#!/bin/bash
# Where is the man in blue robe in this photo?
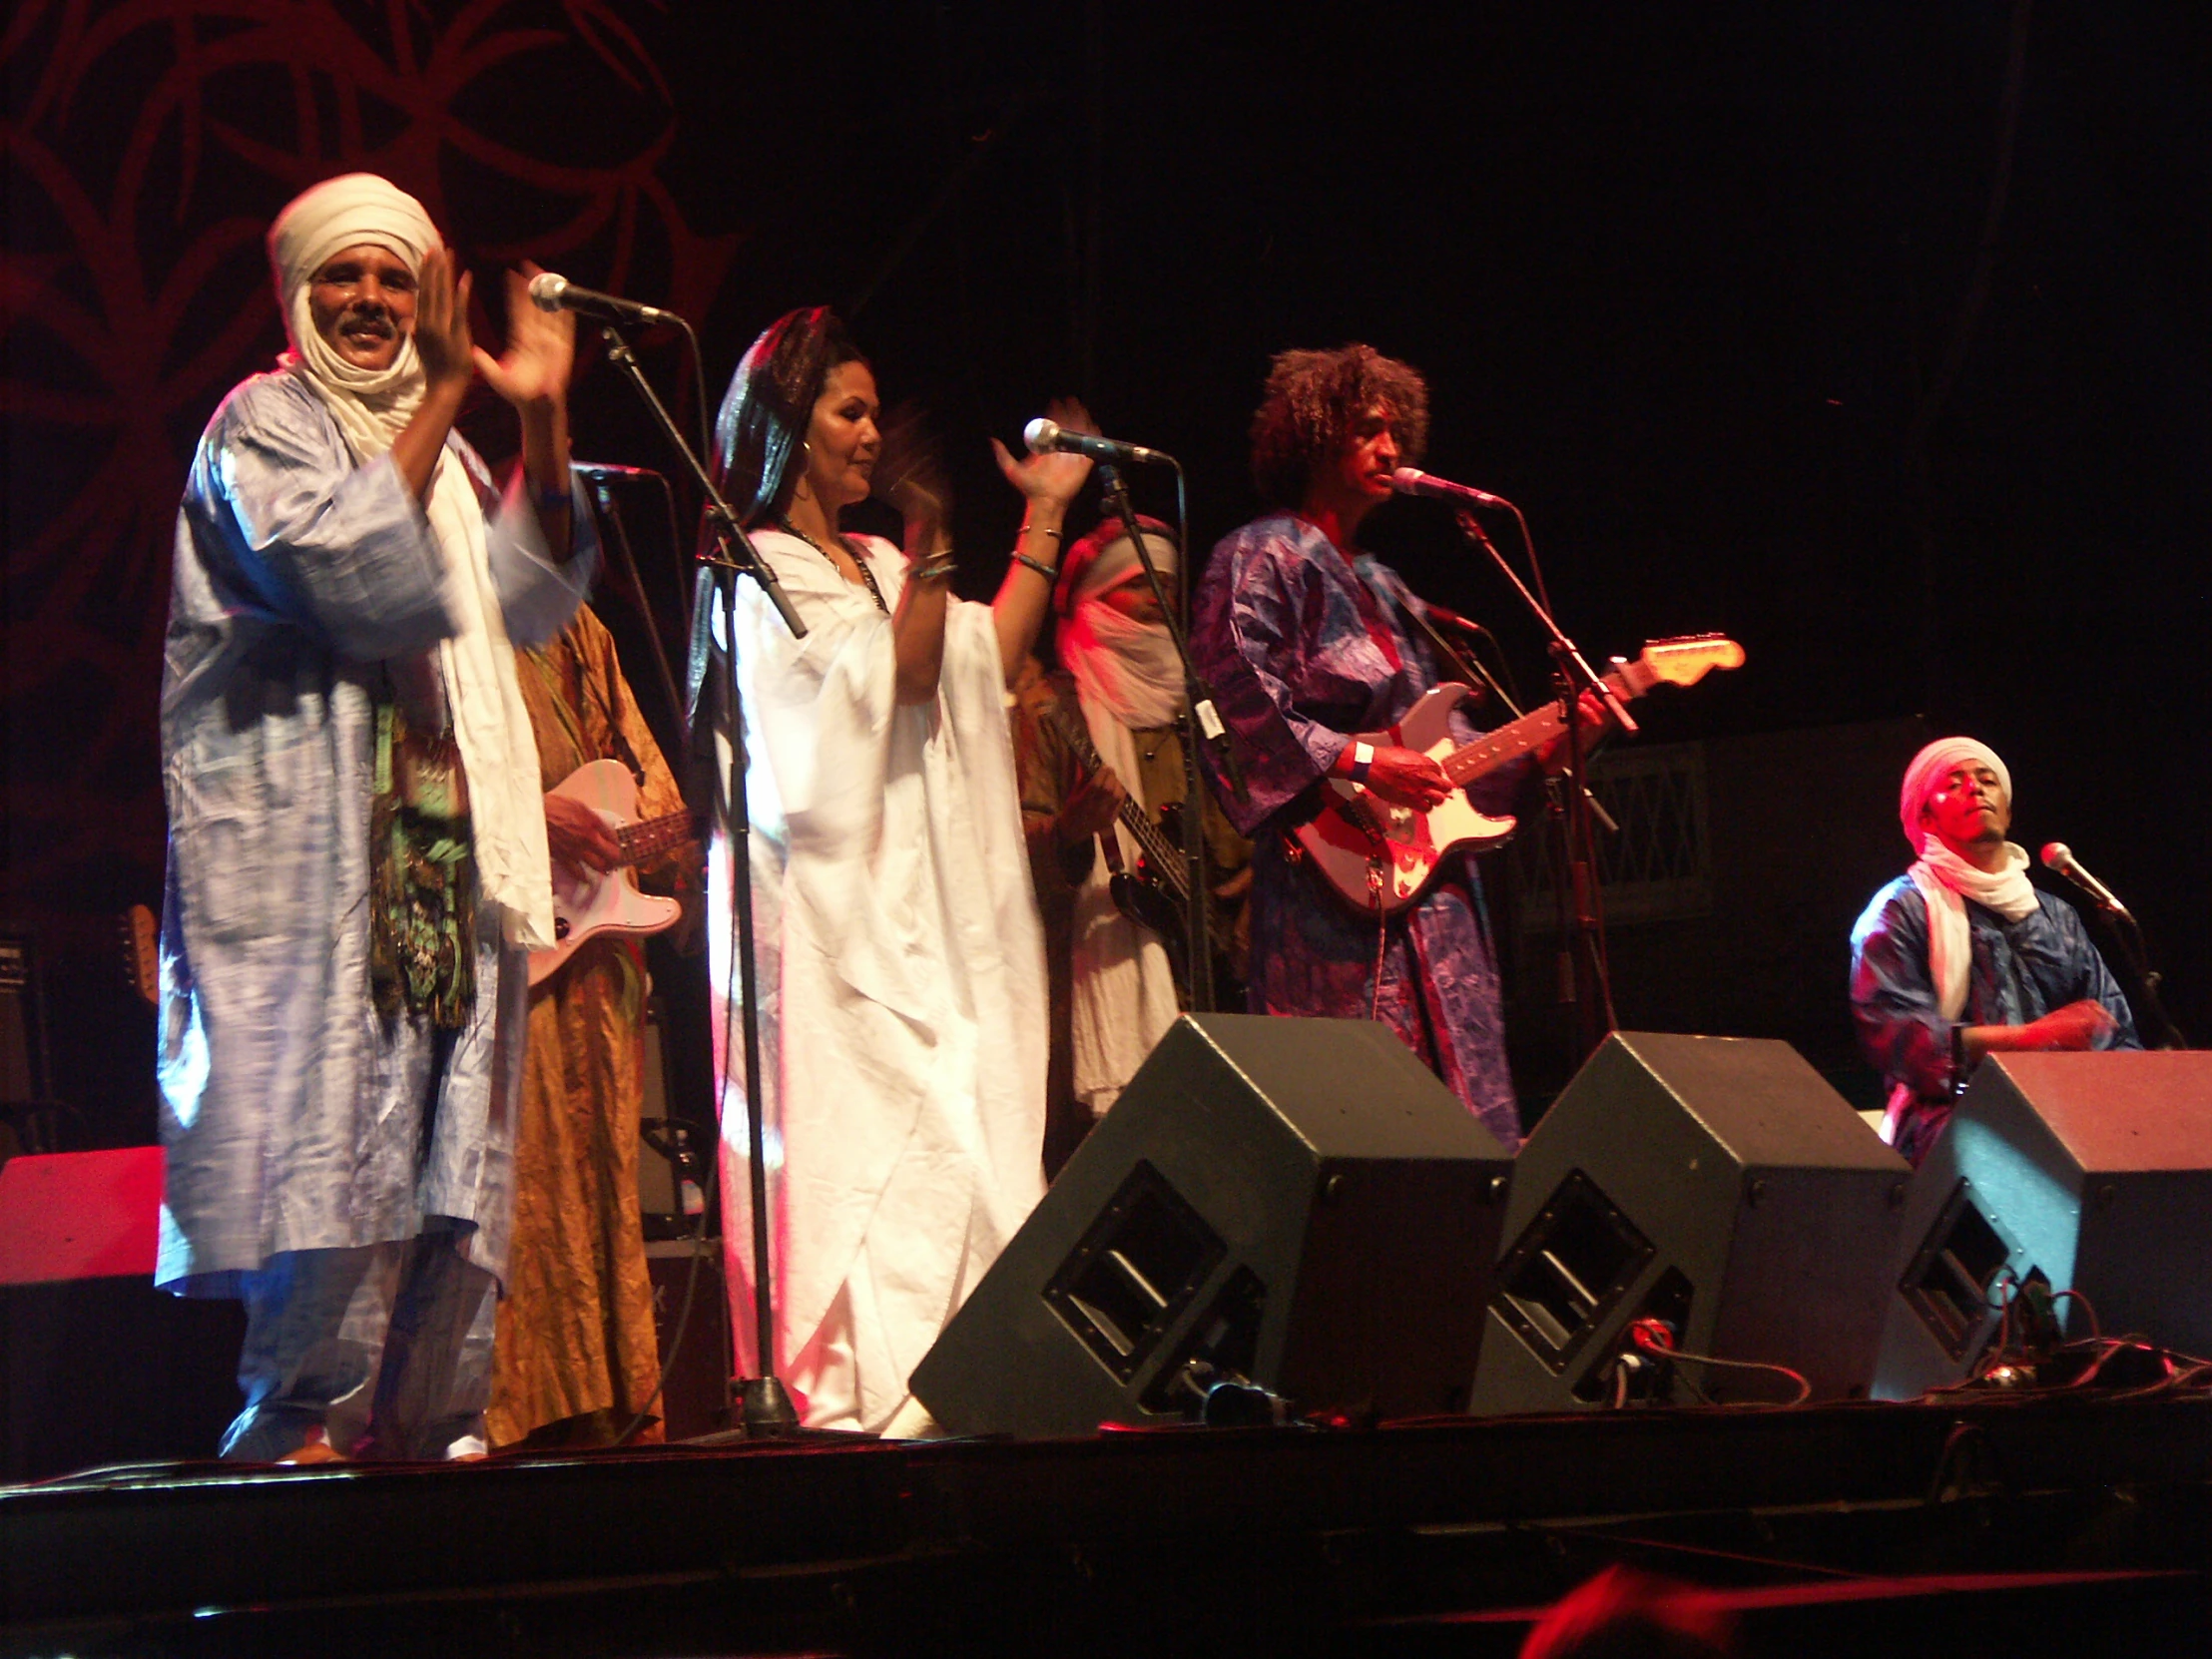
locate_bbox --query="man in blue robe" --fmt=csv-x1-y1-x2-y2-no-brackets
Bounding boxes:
158,175,595,1459
1850,737,2136,1164
1192,345,1528,1149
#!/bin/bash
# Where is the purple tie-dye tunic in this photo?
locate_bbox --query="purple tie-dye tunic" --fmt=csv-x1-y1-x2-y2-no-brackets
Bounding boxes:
1193,513,1524,1149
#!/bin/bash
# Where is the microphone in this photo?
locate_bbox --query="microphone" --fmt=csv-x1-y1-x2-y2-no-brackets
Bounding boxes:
569,461,663,481
1390,467,1513,509
1421,601,1490,638
1023,417,1172,467
2040,842,2132,917
527,272,675,327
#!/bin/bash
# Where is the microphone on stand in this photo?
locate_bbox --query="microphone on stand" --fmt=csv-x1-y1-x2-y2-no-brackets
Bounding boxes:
1420,601,1491,639
527,272,676,327
1390,467,1515,509
1023,418,1174,467
2040,842,2133,918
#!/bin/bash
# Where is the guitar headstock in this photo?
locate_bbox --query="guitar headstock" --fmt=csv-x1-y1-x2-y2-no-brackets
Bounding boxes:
1612,635,1746,696
119,903,159,1005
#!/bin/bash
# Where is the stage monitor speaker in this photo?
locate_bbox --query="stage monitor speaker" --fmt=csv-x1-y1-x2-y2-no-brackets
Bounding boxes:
1873,1051,2212,1400
1469,1033,1911,1413
909,1013,1514,1437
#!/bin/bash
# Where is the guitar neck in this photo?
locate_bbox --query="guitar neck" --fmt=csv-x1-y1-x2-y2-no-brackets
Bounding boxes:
1438,672,1623,789
1116,801,1190,899
614,809,697,869
1051,706,1191,899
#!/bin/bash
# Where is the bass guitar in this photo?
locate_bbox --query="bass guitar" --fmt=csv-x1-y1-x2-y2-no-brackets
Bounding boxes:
1294,635,1744,915
528,759,697,987
1044,702,1192,950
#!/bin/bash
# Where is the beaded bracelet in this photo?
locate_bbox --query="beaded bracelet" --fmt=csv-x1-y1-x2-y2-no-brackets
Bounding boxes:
1011,551,1058,581
910,554,959,583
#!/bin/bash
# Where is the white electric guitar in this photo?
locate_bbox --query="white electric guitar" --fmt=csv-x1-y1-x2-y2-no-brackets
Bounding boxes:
1294,635,1745,915
527,759,696,987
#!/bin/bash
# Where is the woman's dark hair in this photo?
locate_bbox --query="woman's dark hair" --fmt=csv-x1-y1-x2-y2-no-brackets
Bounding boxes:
1247,343,1429,509
713,306,868,526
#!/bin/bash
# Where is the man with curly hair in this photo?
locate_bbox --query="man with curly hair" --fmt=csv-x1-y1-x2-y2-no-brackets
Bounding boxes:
1191,344,1526,1148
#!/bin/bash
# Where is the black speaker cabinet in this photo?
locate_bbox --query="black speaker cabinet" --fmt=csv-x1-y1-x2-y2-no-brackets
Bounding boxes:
909,1013,1515,1437
1469,1032,1911,1413
1873,1051,2212,1400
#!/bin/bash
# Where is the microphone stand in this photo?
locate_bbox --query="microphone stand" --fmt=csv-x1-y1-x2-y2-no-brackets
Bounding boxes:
1094,461,1233,1011
1451,508,1623,1059
2071,890,2191,1052
583,473,688,742
598,322,804,1435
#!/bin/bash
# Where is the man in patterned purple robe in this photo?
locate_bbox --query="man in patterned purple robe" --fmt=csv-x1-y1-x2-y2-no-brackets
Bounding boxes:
1192,345,1527,1149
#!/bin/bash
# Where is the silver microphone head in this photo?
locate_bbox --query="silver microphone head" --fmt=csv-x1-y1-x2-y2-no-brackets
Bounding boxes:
2040,841,2072,871
1023,417,1061,455
1390,467,1427,493
527,271,568,313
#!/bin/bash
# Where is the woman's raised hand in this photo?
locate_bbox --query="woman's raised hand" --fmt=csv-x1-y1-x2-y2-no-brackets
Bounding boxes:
872,403,952,558
989,395,1096,508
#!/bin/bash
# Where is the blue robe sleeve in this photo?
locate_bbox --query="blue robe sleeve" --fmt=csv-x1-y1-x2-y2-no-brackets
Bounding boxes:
1192,524,1351,833
191,375,459,663
478,456,598,649
2044,898,2143,1051
1850,877,1959,1102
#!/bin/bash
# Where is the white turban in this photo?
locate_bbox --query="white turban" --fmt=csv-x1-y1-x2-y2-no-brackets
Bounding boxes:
1899,737,2011,851
1896,735,2035,1036
268,173,441,452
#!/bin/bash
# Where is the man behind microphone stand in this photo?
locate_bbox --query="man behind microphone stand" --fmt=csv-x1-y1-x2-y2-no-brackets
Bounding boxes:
1190,344,1535,1151
1850,737,2138,1165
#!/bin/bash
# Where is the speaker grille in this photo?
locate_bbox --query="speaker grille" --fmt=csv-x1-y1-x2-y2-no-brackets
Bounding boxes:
1043,1161,1226,1384
1490,1169,1655,1374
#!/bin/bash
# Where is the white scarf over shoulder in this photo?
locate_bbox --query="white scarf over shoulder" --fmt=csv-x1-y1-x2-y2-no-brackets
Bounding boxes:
1898,737,2038,1021
269,174,554,948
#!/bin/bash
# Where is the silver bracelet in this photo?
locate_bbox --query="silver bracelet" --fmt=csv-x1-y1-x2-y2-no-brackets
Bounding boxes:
910,554,958,583
1010,551,1057,581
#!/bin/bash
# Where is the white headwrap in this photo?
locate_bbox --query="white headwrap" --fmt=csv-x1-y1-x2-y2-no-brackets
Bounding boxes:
1059,533,1185,735
1053,530,1183,1117
1898,736,2038,1022
269,174,556,949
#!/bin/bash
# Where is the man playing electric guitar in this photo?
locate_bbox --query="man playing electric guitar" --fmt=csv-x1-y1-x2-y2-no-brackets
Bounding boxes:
493,603,700,1450
1193,345,1569,1151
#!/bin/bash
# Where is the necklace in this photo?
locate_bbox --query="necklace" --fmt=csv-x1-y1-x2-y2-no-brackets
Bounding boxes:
776,514,888,614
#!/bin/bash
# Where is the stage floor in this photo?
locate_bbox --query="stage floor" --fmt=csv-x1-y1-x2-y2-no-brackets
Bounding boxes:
5,1394,2210,1656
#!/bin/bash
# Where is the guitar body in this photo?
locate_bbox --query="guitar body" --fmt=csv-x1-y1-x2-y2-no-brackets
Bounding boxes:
1295,684,1518,918
528,759,684,988
1290,635,1746,917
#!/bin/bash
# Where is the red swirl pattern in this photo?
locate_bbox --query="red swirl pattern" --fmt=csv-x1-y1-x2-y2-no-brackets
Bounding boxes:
2,2,736,946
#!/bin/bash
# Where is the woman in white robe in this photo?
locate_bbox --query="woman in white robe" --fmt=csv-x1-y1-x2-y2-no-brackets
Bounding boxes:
691,307,1094,1431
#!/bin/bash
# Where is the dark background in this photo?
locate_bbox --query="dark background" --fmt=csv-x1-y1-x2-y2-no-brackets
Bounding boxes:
6,1,2207,1138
